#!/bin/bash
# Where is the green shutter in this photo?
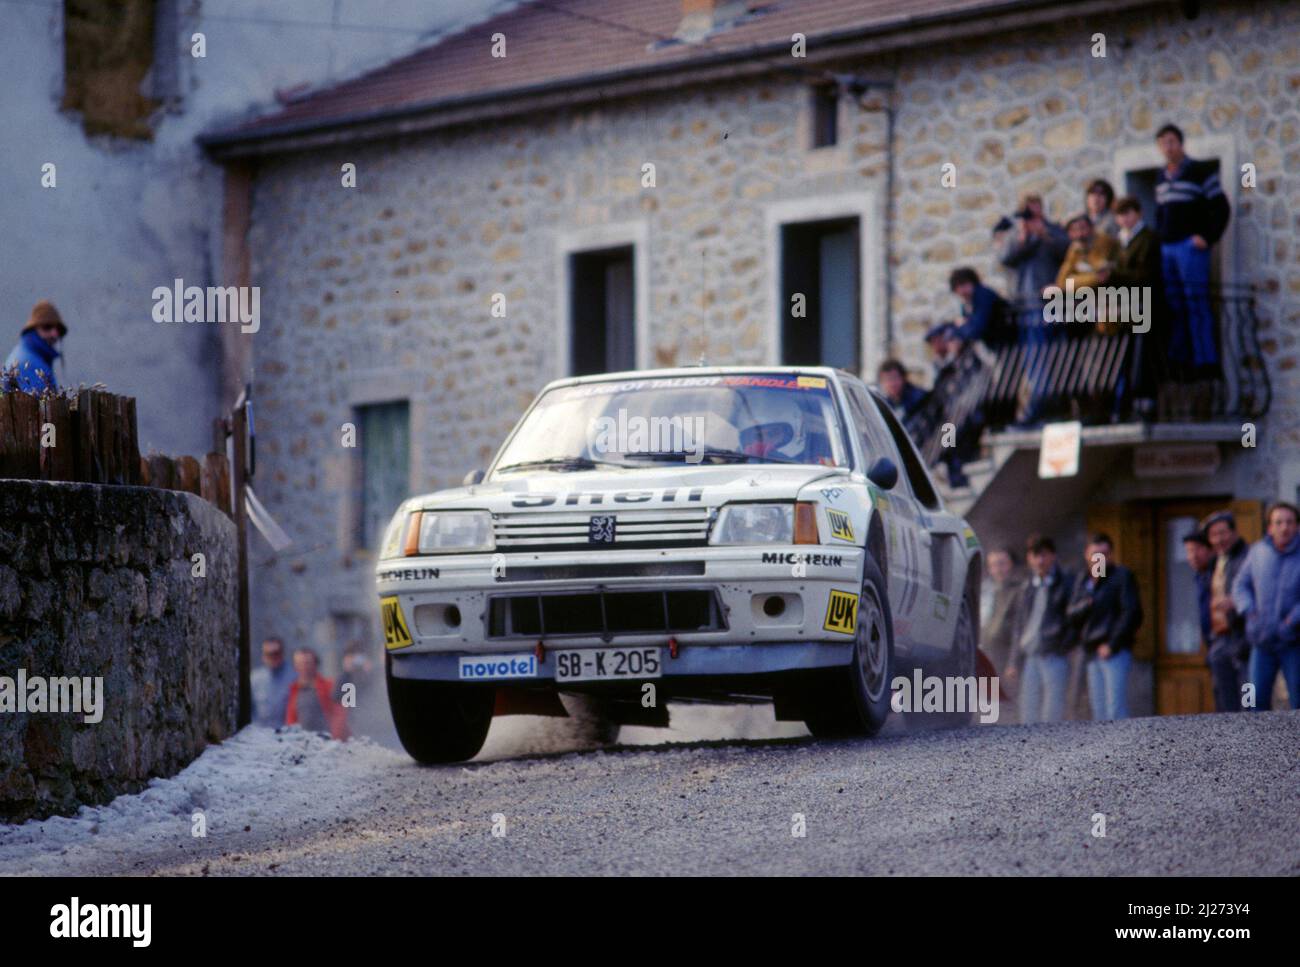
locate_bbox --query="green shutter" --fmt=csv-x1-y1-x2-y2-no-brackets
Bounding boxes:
359,401,410,549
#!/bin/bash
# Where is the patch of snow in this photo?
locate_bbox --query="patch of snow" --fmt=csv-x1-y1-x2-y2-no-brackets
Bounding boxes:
0,704,806,875
0,727,402,876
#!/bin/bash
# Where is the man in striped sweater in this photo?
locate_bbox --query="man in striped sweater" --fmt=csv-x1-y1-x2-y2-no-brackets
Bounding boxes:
1154,123,1231,393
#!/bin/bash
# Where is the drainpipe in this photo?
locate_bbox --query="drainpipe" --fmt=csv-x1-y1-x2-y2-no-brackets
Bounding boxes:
831,72,898,356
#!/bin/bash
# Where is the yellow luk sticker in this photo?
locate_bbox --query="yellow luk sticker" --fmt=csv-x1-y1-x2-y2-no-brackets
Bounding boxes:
797,376,828,388
823,589,859,635
826,508,855,542
380,596,414,649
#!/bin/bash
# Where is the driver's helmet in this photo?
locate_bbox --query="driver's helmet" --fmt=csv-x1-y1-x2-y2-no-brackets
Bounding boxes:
738,390,807,460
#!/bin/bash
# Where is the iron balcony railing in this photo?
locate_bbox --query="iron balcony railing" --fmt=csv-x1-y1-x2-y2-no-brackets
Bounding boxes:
905,286,1272,468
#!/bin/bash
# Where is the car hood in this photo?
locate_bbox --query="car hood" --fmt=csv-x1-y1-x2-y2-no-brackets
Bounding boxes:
411,464,849,513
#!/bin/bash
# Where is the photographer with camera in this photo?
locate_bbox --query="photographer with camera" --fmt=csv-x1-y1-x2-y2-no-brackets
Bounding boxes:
996,193,1069,310
995,194,1069,426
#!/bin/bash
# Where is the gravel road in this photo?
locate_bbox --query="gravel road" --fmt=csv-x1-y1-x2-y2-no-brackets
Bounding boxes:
6,706,1296,877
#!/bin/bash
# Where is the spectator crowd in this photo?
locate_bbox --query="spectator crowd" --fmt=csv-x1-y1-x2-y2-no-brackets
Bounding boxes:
255,501,1300,739
979,502,1300,723
876,121,1235,490
251,636,385,741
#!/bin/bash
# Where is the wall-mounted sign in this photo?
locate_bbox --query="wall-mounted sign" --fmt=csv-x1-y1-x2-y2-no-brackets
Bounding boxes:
1134,443,1221,478
1038,421,1082,479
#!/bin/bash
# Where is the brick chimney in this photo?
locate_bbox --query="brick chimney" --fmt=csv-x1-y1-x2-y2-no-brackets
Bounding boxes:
675,0,751,42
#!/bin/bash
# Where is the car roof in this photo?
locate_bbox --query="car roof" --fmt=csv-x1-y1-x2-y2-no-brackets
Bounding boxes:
542,365,852,392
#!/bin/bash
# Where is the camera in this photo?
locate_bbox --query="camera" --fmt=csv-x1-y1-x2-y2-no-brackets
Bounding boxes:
992,208,1037,233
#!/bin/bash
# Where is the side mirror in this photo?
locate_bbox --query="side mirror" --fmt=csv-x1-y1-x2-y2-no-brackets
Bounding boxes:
462,468,486,486
866,456,898,490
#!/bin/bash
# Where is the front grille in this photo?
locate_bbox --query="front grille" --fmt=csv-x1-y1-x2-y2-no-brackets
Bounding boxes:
493,507,713,552
488,588,726,640
498,562,706,582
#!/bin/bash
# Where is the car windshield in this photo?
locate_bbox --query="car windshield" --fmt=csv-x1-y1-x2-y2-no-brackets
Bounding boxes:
492,373,850,474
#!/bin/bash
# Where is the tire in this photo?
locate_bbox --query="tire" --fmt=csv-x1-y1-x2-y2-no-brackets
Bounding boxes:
386,656,495,764
947,593,978,680
804,555,895,738
940,593,978,727
905,592,977,731
557,693,621,747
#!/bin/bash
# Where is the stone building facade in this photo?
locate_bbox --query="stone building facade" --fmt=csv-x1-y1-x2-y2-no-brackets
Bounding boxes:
2,0,497,456
207,0,1300,705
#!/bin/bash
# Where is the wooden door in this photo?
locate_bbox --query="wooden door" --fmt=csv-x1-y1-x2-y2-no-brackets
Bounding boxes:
1089,499,1262,716
1151,499,1261,715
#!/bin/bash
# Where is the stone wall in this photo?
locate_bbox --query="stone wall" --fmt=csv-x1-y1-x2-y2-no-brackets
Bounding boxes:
0,481,238,821
244,0,1300,652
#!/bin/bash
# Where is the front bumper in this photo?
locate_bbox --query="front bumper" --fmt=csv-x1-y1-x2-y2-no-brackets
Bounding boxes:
376,544,864,656
389,641,853,683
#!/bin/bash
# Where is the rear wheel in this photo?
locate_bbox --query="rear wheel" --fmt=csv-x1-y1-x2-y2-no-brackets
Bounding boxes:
386,656,494,764
905,592,977,730
804,556,894,738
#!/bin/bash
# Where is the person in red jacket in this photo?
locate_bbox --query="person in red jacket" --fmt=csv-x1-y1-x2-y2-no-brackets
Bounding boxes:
285,647,350,740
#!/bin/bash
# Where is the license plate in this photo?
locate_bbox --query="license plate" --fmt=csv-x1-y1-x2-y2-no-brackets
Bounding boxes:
552,647,661,682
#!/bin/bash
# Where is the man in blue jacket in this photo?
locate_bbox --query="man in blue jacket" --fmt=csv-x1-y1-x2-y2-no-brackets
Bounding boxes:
876,358,927,422
1154,123,1230,386
3,300,65,393
948,267,1014,349
1231,502,1300,711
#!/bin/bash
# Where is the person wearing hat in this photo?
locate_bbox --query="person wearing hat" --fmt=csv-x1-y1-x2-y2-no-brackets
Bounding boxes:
4,300,66,393
924,322,959,378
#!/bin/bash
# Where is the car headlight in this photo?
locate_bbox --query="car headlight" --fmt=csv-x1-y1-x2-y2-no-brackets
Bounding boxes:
416,511,494,554
379,510,410,560
710,502,821,545
711,503,794,545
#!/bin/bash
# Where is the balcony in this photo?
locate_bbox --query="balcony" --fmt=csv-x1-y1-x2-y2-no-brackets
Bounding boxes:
903,286,1272,516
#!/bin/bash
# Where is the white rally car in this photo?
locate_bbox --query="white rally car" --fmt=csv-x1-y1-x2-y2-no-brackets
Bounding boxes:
376,366,982,762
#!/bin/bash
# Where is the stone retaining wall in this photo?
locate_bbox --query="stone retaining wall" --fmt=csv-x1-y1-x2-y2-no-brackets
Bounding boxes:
0,480,238,821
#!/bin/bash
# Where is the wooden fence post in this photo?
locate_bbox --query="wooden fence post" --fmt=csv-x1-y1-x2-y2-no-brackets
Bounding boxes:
6,393,42,479
231,393,252,729
39,395,74,481
175,455,201,495
75,389,98,482
200,452,231,517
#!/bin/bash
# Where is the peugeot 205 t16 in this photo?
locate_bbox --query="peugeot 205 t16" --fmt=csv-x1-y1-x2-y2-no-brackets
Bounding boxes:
375,367,982,762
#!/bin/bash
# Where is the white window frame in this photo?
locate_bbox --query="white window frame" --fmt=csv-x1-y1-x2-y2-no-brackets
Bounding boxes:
554,221,650,378
764,192,885,380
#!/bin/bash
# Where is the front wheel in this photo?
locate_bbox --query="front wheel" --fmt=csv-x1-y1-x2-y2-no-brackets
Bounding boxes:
386,656,495,764
804,556,895,738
